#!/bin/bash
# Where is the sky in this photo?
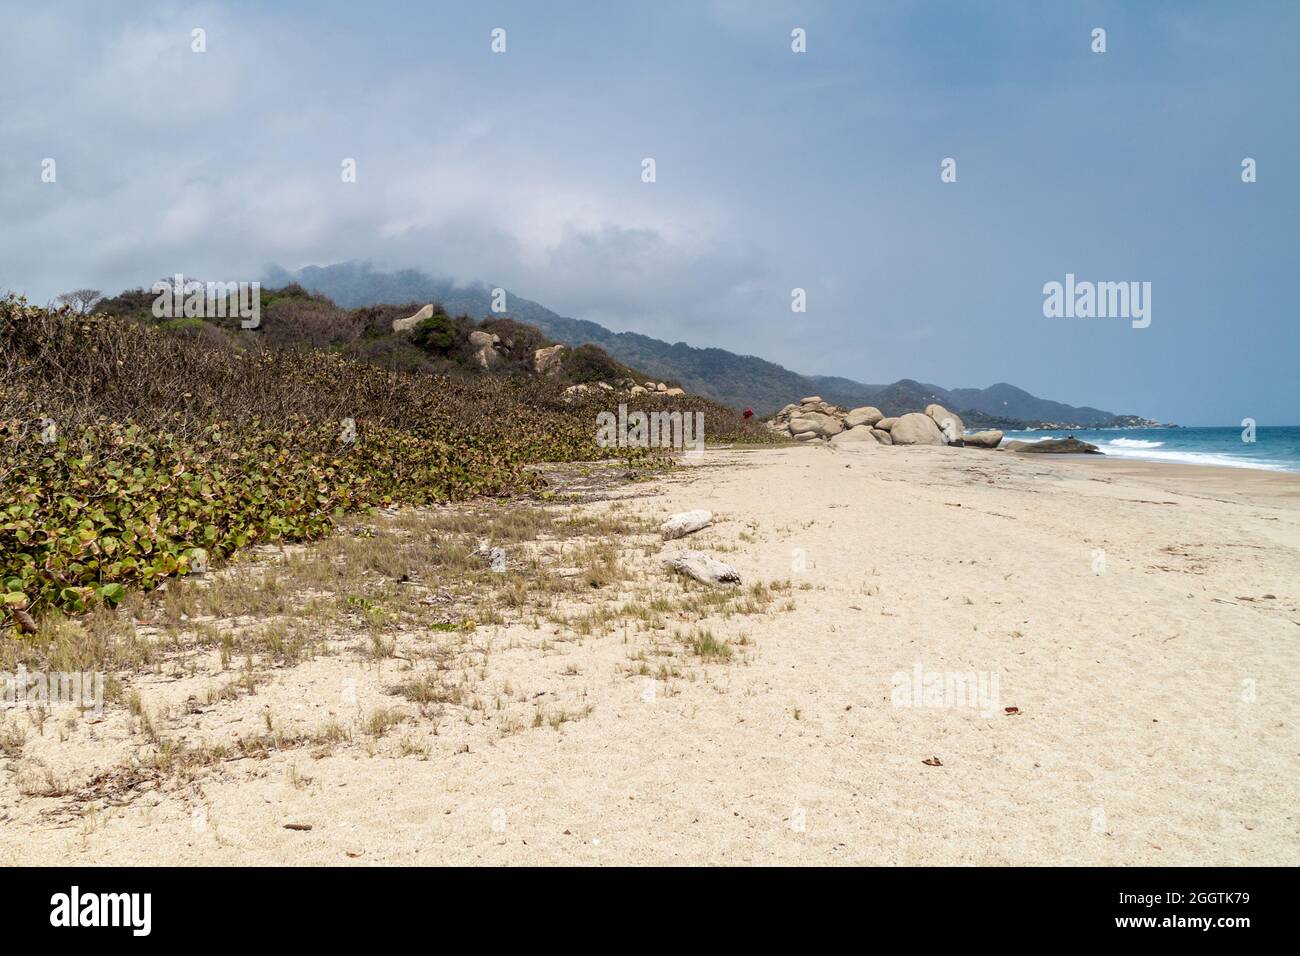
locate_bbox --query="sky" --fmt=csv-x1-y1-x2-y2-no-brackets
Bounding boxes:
2,0,1296,425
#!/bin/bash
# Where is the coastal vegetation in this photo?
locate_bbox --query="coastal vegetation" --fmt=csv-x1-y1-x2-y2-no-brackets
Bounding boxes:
0,291,777,630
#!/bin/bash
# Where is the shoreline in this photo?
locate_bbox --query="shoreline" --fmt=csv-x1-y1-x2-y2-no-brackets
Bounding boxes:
1003,452,1300,505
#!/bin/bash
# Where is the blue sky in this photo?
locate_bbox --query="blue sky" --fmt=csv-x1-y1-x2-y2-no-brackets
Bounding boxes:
2,1,1296,424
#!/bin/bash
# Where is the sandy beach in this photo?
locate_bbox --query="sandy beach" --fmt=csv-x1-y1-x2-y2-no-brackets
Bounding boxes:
3,444,1297,866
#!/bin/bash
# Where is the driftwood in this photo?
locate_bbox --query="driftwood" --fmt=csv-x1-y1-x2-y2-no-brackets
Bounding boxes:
660,509,713,540
664,550,740,586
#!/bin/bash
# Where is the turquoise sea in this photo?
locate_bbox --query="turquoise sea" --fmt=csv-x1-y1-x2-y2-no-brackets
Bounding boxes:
997,426,1300,473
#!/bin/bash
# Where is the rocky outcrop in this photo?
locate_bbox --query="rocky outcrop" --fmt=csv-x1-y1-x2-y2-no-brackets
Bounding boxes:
829,426,879,447
788,412,843,438
845,406,884,428
962,429,1004,449
889,412,946,445
925,404,965,445
763,396,1037,456
1008,437,1101,454
534,344,566,375
393,304,434,332
467,329,503,369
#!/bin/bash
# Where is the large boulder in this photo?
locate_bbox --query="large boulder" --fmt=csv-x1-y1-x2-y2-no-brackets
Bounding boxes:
871,428,893,445
830,427,879,447
788,412,843,438
889,412,946,445
962,429,1004,449
469,330,498,349
925,404,965,445
875,417,899,431
665,387,685,396
393,304,434,332
799,396,823,405
845,406,884,429
534,344,566,374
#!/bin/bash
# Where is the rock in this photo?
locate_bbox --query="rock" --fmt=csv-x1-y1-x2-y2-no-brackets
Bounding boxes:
830,427,879,447
656,382,668,392
845,406,884,428
1013,437,1102,454
889,412,946,445
875,417,899,431
925,404,965,445
665,387,685,396
474,344,499,369
665,550,740,586
661,509,713,539
787,412,843,438
794,431,820,441
1000,440,1030,452
871,428,893,445
644,382,656,390
534,344,566,374
597,381,614,390
392,304,434,333
562,384,591,401
629,385,648,396
962,429,1004,449
468,330,498,349
799,396,823,405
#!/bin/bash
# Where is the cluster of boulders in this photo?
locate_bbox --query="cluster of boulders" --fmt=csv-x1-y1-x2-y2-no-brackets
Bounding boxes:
391,305,511,369
766,396,1004,450
561,374,686,401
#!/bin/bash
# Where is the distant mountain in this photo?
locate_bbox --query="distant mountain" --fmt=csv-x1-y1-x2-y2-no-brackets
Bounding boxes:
268,262,1136,425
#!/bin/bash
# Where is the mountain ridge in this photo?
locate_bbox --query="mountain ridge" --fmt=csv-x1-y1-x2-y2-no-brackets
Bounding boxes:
268,262,1150,425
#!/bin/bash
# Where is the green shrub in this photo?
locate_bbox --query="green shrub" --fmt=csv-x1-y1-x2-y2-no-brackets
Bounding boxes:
411,313,457,353
563,343,630,384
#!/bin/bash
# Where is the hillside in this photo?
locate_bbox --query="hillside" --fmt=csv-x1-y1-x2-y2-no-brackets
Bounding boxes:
272,263,1142,425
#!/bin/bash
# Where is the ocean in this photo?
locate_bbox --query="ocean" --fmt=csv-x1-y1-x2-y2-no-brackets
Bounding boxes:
996,426,1300,473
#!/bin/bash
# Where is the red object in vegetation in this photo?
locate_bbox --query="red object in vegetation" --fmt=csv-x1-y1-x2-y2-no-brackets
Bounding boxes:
742,408,754,419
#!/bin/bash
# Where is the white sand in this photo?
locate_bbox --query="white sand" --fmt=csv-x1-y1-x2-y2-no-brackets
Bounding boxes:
3,443,1297,865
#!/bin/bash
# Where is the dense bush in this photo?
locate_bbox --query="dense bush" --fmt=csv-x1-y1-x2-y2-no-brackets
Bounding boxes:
0,300,630,623
0,292,780,628
563,343,632,384
411,313,457,354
